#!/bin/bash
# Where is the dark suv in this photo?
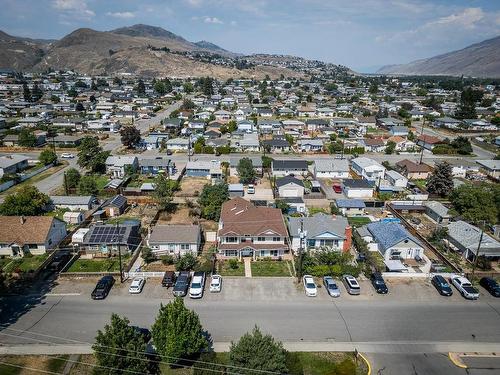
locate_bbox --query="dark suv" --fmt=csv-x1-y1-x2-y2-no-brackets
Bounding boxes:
431,275,453,296
91,276,115,300
173,271,191,297
480,277,500,297
370,273,388,294
162,271,176,288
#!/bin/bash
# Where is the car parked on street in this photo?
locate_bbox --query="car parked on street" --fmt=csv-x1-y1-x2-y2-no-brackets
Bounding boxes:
343,275,360,295
370,273,388,294
480,277,500,297
128,277,146,294
303,275,317,297
323,276,340,297
451,276,479,300
91,276,115,300
189,271,206,299
431,275,453,296
209,274,222,292
60,152,75,159
173,271,191,297
161,271,176,288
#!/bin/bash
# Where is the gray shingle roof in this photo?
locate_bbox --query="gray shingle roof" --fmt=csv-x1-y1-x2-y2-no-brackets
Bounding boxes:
336,199,366,208
276,176,304,188
447,221,500,255
366,221,422,252
288,213,348,240
148,224,200,244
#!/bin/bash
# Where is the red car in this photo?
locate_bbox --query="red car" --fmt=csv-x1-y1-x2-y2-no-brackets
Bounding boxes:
333,184,342,193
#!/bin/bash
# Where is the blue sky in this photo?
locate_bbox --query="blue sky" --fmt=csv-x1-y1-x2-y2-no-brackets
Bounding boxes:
1,0,500,72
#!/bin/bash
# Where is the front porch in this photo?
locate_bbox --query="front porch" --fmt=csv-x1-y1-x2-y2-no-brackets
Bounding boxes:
217,245,291,261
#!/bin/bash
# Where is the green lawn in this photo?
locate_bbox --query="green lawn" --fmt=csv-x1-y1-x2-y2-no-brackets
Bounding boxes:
217,260,245,276
93,175,111,190
2,254,49,273
251,260,292,277
347,216,372,228
67,255,130,273
412,179,427,190
286,352,363,375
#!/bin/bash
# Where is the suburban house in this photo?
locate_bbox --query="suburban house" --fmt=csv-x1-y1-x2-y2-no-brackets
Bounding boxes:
335,199,366,216
261,138,291,153
416,135,444,150
139,158,176,176
385,170,408,188
313,159,349,179
101,195,127,217
228,183,245,197
80,223,141,255
447,221,500,262
280,197,306,214
297,139,324,152
351,157,385,182
342,179,374,198
217,197,289,259
0,155,29,177
147,224,201,256
166,137,190,151
358,221,424,266
424,201,451,225
49,195,96,211
271,160,308,177
0,216,67,256
361,138,385,153
287,213,352,253
390,126,409,137
51,134,84,147
476,160,500,179
105,156,138,178
395,159,432,180
276,176,305,197
185,160,223,179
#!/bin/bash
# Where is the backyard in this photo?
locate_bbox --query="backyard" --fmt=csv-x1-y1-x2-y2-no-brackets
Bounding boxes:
347,216,372,228
1,254,49,273
251,259,293,277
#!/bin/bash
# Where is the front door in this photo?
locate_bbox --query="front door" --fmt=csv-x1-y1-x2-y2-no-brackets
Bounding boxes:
241,248,254,257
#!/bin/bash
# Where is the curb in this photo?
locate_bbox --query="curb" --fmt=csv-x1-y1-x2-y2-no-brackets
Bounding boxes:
448,352,467,369
358,352,371,375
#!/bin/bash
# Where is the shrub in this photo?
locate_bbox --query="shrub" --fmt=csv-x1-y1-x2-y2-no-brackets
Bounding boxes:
228,258,239,269
160,255,174,265
175,253,198,271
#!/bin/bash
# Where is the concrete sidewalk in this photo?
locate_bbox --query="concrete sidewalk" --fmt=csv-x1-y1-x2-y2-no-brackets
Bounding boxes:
243,258,252,278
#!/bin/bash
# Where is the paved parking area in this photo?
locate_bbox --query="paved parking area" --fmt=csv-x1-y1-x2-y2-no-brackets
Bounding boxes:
52,276,500,304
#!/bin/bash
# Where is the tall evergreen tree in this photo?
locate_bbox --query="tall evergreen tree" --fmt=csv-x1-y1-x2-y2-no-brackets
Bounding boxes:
22,83,31,102
426,162,454,197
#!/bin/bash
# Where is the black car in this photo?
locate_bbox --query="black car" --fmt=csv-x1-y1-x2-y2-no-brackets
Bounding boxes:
132,327,152,343
431,275,453,296
173,271,191,297
162,271,176,288
91,276,115,300
370,273,388,294
480,277,500,297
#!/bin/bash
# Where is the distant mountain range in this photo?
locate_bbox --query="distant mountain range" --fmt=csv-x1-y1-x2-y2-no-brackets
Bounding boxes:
377,36,500,78
0,24,301,78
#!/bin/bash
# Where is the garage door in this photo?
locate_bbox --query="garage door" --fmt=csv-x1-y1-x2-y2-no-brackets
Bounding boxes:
281,189,298,197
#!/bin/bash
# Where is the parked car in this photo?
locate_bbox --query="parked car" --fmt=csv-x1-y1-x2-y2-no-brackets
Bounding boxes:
189,271,205,299
431,275,453,296
370,273,388,294
451,276,479,300
161,271,176,288
303,275,317,297
333,184,342,194
480,277,500,297
342,275,360,295
166,149,173,156
209,274,222,292
129,277,146,294
132,327,152,343
247,184,255,194
60,152,75,159
173,271,191,297
323,276,340,297
91,276,115,300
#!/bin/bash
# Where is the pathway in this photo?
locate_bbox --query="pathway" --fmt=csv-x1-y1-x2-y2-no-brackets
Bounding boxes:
243,257,252,277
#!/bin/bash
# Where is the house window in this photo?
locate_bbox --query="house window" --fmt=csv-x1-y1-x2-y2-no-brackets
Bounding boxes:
168,244,175,250
180,244,190,250
272,237,281,242
270,250,278,257
225,237,238,243
226,250,238,257
307,239,316,247
257,237,265,242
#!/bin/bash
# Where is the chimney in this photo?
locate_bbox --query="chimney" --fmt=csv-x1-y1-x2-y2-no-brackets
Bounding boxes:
20,216,26,224
343,225,352,252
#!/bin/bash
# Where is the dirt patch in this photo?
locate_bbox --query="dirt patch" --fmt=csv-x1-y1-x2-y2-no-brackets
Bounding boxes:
157,207,192,224
176,177,209,197
124,204,159,228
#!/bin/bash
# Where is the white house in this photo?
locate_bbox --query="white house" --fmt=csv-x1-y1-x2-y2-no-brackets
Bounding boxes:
147,224,201,256
313,159,349,179
385,170,408,188
351,157,385,182
276,176,305,197
105,156,139,178
343,179,374,199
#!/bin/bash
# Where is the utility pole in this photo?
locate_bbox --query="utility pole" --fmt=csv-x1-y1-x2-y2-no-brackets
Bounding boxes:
297,218,305,283
471,221,485,280
116,221,123,283
188,136,192,162
419,118,425,164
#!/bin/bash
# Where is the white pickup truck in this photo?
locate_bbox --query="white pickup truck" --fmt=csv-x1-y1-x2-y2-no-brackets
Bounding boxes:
451,276,479,300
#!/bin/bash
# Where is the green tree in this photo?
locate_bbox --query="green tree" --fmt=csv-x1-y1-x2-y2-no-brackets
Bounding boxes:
78,175,98,195
39,149,57,165
369,82,378,94
0,186,49,216
77,136,109,173
174,253,198,271
65,168,81,189
154,80,167,95
262,156,273,169
455,87,478,119
237,158,256,184
183,82,194,94
18,128,37,147
137,79,146,95
385,140,396,155
193,352,226,375
152,298,208,363
449,184,498,225
142,247,156,264
120,126,141,148
93,313,156,375
229,326,288,375
198,183,229,221
23,83,32,101
31,83,43,102
153,174,177,212
450,136,473,155
275,200,290,213
426,162,454,197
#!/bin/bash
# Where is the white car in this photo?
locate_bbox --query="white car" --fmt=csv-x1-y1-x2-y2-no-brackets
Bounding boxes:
189,272,205,299
451,276,479,300
60,153,74,159
128,277,145,294
303,275,317,297
247,184,255,194
209,274,222,292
